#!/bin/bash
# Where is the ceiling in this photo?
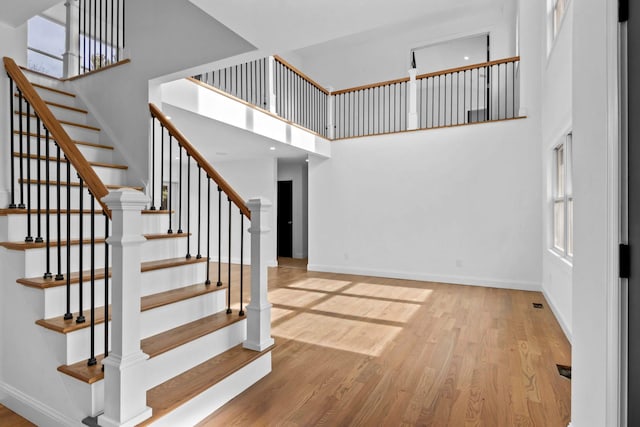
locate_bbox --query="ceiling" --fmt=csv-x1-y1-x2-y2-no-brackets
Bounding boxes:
189,0,509,53
1,0,62,27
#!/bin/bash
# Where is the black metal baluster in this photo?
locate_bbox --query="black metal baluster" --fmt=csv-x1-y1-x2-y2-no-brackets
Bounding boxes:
196,166,202,259
77,177,85,324
93,0,96,69
9,78,16,208
104,212,109,362
217,186,222,286
44,128,52,279
25,103,33,242
498,63,501,120
239,210,244,316
205,178,211,285
56,144,64,281
64,156,72,320
150,117,155,209
116,0,119,61
167,134,173,234
110,0,114,65
18,89,25,209
99,0,102,65
36,117,43,243
177,145,183,234
160,124,164,211
227,197,232,314
88,193,96,366
185,154,191,258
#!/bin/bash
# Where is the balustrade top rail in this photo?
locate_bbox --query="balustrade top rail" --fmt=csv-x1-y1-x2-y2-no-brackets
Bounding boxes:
273,55,330,95
149,103,251,219
4,56,111,217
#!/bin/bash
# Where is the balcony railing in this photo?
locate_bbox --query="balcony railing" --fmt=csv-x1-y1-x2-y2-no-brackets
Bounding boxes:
192,55,521,140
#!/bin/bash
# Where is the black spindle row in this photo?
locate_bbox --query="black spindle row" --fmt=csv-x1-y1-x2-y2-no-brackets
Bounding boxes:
333,81,409,139
195,58,268,110
274,59,329,137
78,0,126,74
7,73,110,368
417,58,520,130
150,111,249,316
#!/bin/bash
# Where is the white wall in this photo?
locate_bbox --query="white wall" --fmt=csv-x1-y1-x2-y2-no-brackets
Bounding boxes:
0,22,28,208
540,1,573,340
571,0,619,425
277,159,308,259
291,6,516,91
309,118,542,290
0,20,28,402
69,0,255,190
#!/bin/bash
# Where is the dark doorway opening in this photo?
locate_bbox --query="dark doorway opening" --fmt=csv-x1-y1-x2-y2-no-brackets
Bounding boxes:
277,180,293,258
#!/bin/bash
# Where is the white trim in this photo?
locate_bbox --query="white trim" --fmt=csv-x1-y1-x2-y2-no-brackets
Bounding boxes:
307,264,541,292
0,382,83,427
542,287,572,343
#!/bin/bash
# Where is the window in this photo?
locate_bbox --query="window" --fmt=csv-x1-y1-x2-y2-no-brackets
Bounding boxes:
27,15,65,78
552,134,573,258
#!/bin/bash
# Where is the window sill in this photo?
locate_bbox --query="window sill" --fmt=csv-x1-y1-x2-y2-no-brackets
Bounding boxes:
548,248,573,268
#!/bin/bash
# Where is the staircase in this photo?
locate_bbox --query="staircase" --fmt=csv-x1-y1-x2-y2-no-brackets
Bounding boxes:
0,61,273,426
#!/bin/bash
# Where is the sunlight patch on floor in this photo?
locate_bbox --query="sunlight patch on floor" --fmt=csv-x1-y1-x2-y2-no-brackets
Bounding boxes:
346,282,433,302
269,288,328,307
287,278,353,292
273,312,402,357
312,294,420,323
271,307,295,322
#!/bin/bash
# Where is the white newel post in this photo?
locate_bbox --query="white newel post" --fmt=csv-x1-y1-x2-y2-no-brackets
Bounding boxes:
63,0,80,78
244,198,275,351
99,189,152,427
268,56,277,114
407,68,418,130
327,87,335,139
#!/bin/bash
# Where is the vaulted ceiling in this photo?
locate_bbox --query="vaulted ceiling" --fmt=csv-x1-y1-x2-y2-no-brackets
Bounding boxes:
1,0,62,27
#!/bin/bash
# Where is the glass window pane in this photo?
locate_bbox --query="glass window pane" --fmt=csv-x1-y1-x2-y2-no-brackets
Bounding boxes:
27,49,63,78
554,201,565,251
28,16,65,58
555,146,565,197
567,199,573,257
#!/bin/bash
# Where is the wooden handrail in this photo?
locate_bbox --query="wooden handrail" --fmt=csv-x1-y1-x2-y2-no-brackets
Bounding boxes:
333,56,521,96
148,103,251,219
4,57,111,218
273,55,330,95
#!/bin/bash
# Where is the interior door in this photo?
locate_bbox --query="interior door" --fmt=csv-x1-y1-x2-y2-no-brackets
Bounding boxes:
277,180,293,258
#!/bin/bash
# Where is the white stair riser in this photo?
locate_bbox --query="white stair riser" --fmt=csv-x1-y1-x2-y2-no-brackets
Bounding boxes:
141,214,170,234
32,87,78,106
11,135,114,164
140,262,207,297
144,319,246,390
58,291,228,365
22,244,110,278
149,352,272,427
60,124,100,145
59,375,104,418
19,184,111,210
42,278,109,319
13,157,127,187
141,237,188,262
140,290,227,338
15,97,88,124
3,212,107,242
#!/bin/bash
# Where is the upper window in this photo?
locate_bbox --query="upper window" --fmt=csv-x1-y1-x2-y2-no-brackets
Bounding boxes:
27,15,65,78
552,133,573,259
548,0,570,49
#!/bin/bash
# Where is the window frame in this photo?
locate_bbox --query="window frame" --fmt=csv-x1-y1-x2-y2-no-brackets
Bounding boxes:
547,0,571,54
551,133,573,260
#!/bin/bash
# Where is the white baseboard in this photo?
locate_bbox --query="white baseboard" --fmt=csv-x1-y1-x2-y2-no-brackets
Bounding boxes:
542,288,573,343
0,381,83,427
306,264,541,292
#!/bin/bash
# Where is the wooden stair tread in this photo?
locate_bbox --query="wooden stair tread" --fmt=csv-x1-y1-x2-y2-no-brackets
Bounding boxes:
19,178,143,191
142,311,244,359
16,111,100,131
31,82,75,98
57,312,243,384
0,237,106,250
141,344,273,425
145,232,189,240
14,93,87,114
36,282,225,333
13,130,114,150
18,256,203,289
19,66,64,82
12,152,128,170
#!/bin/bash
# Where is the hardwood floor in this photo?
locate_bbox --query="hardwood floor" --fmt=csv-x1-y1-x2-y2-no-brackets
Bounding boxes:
200,265,571,426
0,405,35,427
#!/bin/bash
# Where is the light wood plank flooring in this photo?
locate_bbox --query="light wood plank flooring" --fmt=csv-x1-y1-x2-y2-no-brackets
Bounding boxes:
0,404,35,426
201,264,571,426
